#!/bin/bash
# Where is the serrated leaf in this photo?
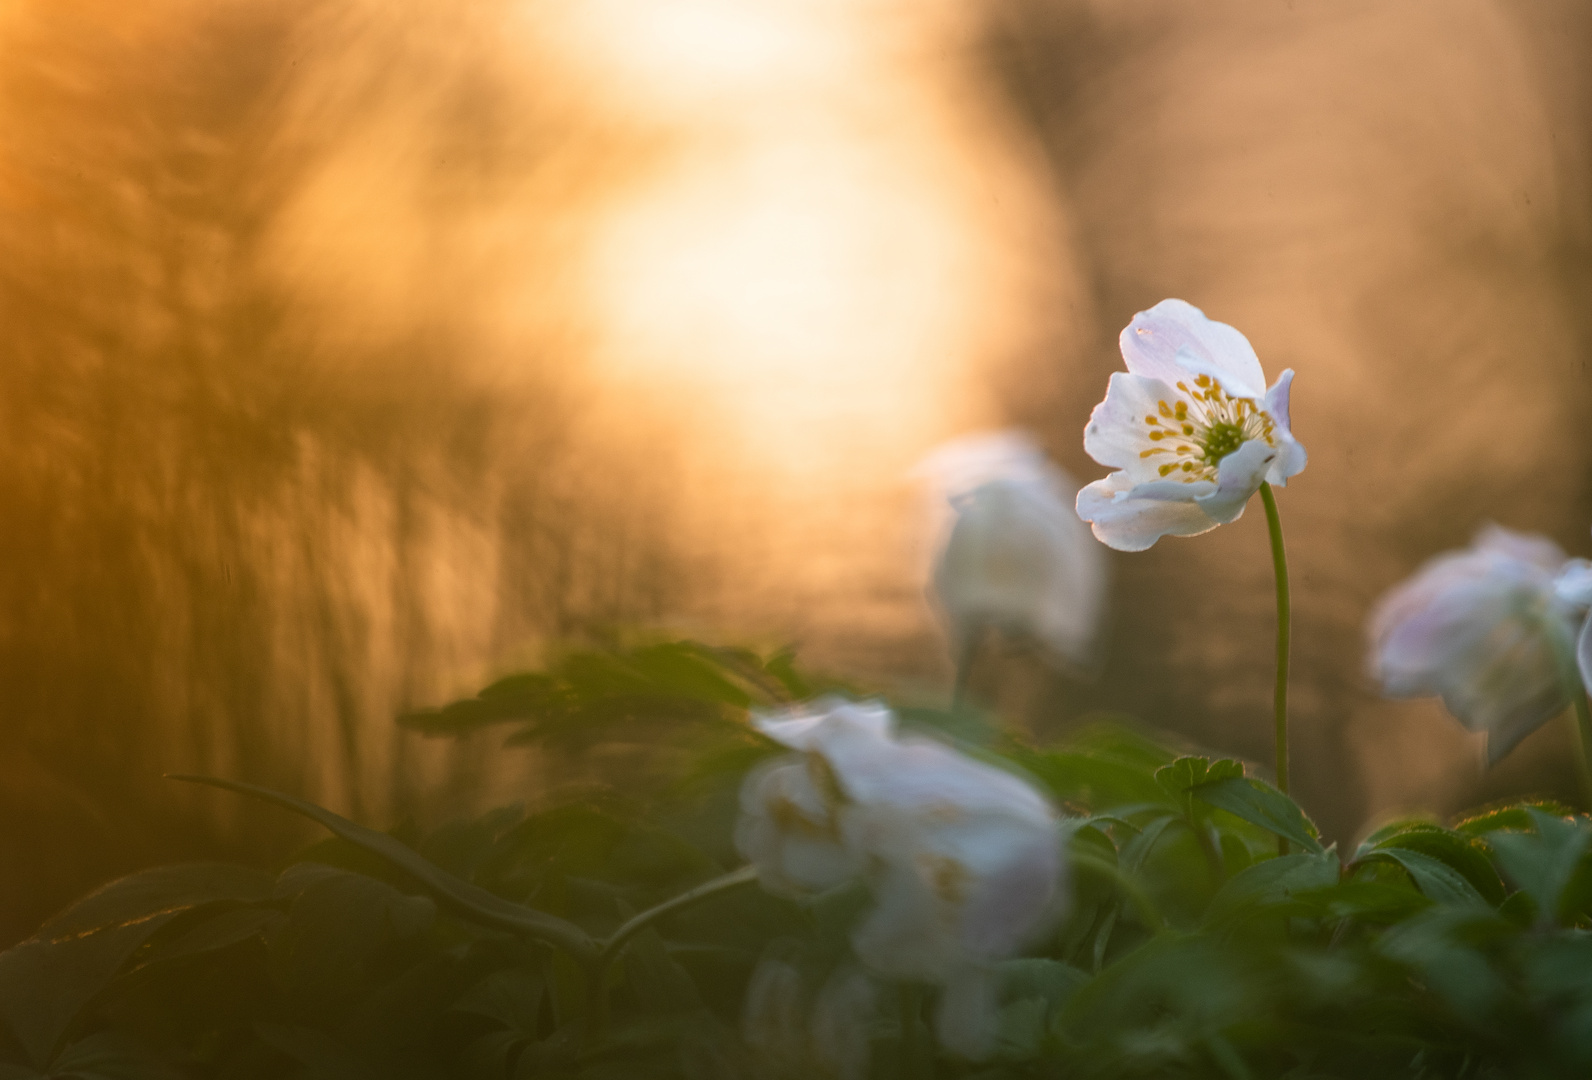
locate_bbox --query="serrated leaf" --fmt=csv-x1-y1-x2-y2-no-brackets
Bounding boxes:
168,776,595,962
1365,827,1505,906
1357,848,1489,908
1155,757,1244,820
1190,777,1323,854
1454,800,1577,836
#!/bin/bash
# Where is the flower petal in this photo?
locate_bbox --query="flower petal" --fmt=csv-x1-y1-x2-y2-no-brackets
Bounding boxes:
1192,438,1275,524
1075,473,1218,552
1120,299,1267,400
1081,372,1182,478
1474,524,1568,573
932,472,1106,665
912,430,1053,497
1555,560,1592,608
752,697,894,751
1262,370,1308,485
1579,613,1592,699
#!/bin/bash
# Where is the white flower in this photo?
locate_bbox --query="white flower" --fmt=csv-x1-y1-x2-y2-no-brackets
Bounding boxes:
734,697,1065,1060
915,431,1107,666
1076,299,1306,552
1368,525,1592,763
742,959,878,1080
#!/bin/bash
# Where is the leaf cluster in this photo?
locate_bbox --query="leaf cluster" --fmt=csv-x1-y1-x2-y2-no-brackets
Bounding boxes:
10,644,1592,1078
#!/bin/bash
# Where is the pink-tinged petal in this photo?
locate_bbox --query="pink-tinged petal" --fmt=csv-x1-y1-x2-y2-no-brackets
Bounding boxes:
1262,370,1308,485
1120,299,1266,400
1192,439,1275,524
1264,369,1296,432
1081,372,1182,478
1366,530,1576,762
1076,473,1218,552
1473,524,1567,572
1265,431,1307,487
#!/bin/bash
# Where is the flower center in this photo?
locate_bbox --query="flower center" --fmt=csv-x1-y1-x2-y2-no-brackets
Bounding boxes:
1137,374,1276,483
1200,422,1247,464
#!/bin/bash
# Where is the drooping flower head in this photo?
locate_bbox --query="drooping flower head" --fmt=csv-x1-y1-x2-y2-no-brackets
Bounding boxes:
734,697,1064,1059
1368,525,1592,764
914,431,1107,666
1077,299,1306,551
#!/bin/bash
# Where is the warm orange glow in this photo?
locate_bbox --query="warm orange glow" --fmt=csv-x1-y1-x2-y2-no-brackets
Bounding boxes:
534,0,1061,473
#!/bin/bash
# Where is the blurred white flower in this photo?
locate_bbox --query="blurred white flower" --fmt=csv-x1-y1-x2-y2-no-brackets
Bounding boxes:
915,431,1107,667
735,697,1064,1059
1368,525,1592,763
742,959,877,1080
1076,299,1306,552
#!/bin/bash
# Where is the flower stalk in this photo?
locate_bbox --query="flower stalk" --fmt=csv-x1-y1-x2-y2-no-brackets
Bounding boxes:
1259,483,1291,799
586,864,759,1045
1259,483,1291,856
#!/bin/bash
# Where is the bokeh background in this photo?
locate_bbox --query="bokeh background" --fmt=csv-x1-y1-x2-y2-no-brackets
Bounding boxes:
2,0,1590,945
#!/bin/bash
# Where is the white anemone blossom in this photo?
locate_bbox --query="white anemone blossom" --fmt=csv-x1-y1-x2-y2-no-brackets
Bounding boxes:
915,431,1107,667
1076,299,1307,552
735,697,1064,1060
1368,525,1592,764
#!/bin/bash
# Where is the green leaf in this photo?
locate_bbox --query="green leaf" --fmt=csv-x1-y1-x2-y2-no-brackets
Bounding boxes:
1378,909,1511,1026
45,1032,180,1080
0,864,270,1068
168,776,596,962
1154,757,1244,819
1205,852,1340,924
35,864,273,942
451,968,546,1033
142,906,285,966
1362,826,1505,906
1189,777,1323,854
1487,809,1592,925
272,867,436,1010
1454,799,1577,836
998,958,1090,1005
1357,848,1489,908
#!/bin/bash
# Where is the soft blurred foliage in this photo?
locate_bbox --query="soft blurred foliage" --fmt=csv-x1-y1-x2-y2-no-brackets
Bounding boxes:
11,642,1592,1077
2,0,1592,953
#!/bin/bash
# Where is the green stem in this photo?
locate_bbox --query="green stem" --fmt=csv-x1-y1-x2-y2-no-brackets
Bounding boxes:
600,864,759,964
1258,483,1291,857
1571,692,1592,810
585,864,759,1045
